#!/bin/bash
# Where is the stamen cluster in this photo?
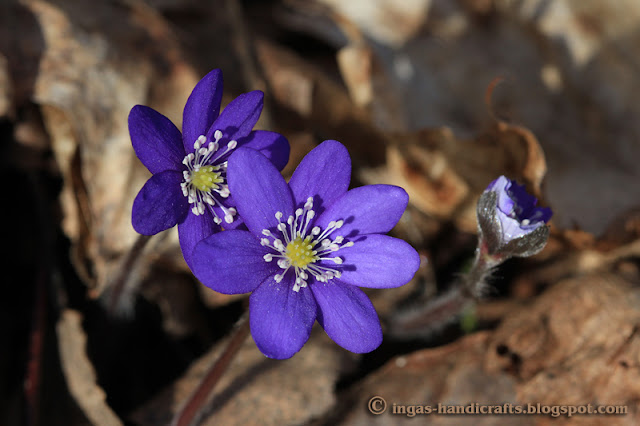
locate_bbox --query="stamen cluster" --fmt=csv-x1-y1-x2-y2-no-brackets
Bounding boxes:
260,197,353,292
181,130,237,224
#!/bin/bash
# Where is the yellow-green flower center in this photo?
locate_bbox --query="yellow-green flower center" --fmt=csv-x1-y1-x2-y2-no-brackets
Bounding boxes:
260,198,354,292
190,166,224,192
285,236,318,268
181,132,237,223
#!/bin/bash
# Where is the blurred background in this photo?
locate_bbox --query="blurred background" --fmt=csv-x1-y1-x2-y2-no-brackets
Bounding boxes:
1,0,639,424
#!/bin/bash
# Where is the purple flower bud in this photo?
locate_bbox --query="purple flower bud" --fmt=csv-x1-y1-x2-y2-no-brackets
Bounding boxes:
477,176,552,259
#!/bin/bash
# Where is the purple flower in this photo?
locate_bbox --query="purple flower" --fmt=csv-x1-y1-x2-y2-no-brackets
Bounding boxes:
129,69,289,267
191,140,420,359
477,176,552,258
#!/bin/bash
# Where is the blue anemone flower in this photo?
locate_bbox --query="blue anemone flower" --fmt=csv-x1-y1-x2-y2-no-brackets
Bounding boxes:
129,69,289,267
191,140,420,359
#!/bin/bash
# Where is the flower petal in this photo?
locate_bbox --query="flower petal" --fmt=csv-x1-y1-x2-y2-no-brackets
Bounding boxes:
209,90,264,143
132,170,188,235
182,69,223,153
312,281,382,353
227,147,294,236
129,105,184,174
315,185,408,238
250,276,317,359
191,230,275,294
487,176,515,215
336,234,420,288
178,208,221,269
288,140,351,213
507,180,537,215
238,130,290,171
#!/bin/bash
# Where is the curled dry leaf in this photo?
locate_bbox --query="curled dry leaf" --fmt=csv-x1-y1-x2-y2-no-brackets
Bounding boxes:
364,121,549,233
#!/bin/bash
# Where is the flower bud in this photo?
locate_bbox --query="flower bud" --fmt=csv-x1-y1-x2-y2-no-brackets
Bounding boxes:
477,176,552,259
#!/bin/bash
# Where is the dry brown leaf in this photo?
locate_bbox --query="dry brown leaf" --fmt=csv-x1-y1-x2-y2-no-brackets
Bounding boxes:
132,328,355,425
56,309,123,426
362,121,549,233
317,0,431,47
338,271,640,425
24,0,201,296
0,53,10,118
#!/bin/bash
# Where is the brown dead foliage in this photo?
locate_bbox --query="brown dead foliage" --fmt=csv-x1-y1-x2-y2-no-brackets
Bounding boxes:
2,0,640,425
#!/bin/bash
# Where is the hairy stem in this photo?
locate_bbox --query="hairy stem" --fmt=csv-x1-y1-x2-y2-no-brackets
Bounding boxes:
389,239,502,338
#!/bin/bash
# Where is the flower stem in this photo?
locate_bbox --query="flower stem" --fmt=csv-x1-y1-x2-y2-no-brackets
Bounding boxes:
461,240,501,300
172,312,251,426
389,239,503,338
106,233,152,314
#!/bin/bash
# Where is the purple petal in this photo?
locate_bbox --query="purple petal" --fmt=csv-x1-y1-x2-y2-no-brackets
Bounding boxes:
227,147,294,236
485,175,507,192
507,181,537,214
250,276,317,359
288,140,351,213
132,170,188,235
238,130,290,171
312,281,382,353
315,185,408,238
129,105,184,174
182,69,223,153
336,234,420,288
487,176,515,215
178,208,221,269
208,91,264,144
191,230,275,294
531,206,553,223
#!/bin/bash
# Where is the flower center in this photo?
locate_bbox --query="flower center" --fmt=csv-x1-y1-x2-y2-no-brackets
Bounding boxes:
285,236,317,268
260,197,353,292
190,165,224,192
181,130,237,224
